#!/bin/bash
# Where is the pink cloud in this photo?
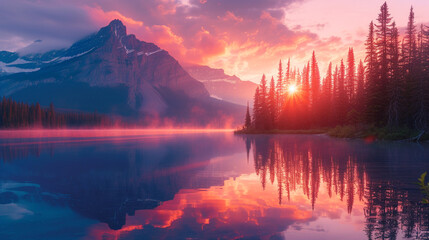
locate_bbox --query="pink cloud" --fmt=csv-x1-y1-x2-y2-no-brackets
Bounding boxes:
76,0,320,82
85,5,143,27
3,0,429,83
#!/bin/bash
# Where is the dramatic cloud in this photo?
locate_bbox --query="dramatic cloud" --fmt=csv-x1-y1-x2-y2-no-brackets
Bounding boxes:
2,0,429,82
77,0,317,78
0,0,316,81
0,0,98,52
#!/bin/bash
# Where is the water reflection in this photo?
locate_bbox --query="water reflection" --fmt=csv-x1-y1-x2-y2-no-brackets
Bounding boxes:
245,134,429,239
1,132,429,239
0,132,245,234
248,134,366,209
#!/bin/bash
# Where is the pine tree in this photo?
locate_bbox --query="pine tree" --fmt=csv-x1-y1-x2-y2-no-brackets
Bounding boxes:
295,68,301,86
276,60,283,111
252,75,270,130
284,58,291,91
302,62,310,128
35,103,42,127
0,97,109,129
373,2,393,125
332,65,339,125
268,76,277,128
323,62,333,125
403,6,417,72
324,62,333,99
245,102,252,129
356,60,365,113
387,22,401,127
244,3,429,131
310,51,321,109
422,25,429,130
259,74,268,129
48,102,55,128
414,25,428,130
253,87,261,129
336,60,347,124
401,7,418,128
365,21,378,124
347,48,355,105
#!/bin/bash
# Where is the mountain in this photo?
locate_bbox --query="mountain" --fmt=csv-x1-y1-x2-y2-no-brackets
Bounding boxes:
0,20,244,126
0,41,72,75
184,65,257,106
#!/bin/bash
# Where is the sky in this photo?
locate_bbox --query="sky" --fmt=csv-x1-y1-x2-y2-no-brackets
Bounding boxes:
1,0,429,83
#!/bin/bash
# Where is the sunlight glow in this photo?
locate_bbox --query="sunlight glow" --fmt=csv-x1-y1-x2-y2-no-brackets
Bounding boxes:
287,84,298,95
0,129,235,139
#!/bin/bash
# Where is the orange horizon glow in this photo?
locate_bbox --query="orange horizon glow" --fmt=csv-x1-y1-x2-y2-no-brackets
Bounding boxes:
0,128,235,139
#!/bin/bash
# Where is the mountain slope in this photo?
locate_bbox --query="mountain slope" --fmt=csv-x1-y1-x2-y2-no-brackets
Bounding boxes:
184,65,257,106
0,20,244,126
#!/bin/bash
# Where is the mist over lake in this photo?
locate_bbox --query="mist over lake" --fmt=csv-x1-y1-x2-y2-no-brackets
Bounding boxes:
0,130,428,239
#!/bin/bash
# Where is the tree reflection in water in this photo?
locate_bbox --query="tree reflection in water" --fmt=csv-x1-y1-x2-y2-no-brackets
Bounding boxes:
1,132,429,239
242,134,429,239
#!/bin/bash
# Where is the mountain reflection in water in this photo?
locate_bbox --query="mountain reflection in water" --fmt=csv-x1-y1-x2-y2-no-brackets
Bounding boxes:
0,131,428,240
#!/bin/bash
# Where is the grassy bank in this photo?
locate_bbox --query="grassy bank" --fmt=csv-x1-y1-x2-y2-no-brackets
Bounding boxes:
235,125,429,141
327,125,428,141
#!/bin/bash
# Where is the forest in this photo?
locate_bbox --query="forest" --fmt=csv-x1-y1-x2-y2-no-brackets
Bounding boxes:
0,97,111,128
242,3,429,139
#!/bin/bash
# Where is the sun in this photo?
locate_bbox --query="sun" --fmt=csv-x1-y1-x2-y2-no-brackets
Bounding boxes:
287,84,298,95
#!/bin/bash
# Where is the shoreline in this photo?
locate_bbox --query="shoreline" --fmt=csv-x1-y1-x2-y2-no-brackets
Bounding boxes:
234,129,327,135
235,125,429,142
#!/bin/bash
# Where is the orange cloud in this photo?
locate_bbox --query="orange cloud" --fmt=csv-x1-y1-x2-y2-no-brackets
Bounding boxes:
83,5,228,65
218,11,244,23
156,0,177,15
80,0,359,83
85,5,143,27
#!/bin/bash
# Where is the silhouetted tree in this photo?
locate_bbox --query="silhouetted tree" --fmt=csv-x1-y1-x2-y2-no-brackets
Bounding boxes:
356,60,366,113
310,51,321,123
365,21,378,124
244,2,429,133
388,22,401,127
347,48,356,105
373,2,393,125
276,60,283,111
245,102,252,129
322,62,333,126
0,97,110,129
253,87,261,129
268,76,277,128
336,60,347,124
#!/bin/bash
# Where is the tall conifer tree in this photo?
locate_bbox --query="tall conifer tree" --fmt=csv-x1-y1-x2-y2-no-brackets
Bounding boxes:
356,60,365,113
347,48,355,104
269,76,277,128
276,60,283,111
245,102,252,129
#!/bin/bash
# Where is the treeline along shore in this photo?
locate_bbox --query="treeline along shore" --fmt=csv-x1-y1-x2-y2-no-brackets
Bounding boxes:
0,97,111,129
237,3,429,141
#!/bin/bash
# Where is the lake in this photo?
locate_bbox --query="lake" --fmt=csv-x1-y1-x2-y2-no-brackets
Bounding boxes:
0,130,428,240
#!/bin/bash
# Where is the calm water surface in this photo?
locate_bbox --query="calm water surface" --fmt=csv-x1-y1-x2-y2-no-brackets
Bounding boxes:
0,130,428,240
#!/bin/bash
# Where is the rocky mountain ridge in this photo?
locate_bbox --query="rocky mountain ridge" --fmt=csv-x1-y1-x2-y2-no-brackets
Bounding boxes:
0,20,243,126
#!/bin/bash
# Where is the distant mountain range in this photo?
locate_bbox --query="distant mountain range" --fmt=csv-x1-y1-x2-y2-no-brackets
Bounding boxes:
0,20,244,126
184,65,257,106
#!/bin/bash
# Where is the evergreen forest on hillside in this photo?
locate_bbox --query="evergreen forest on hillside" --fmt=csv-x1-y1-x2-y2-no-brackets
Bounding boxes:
242,3,429,139
0,97,110,128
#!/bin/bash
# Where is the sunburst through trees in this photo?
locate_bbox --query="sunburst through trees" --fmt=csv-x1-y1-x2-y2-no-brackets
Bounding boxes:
244,3,429,134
